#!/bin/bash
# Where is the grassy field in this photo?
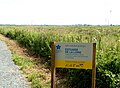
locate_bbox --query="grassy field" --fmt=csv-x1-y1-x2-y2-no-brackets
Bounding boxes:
0,25,120,88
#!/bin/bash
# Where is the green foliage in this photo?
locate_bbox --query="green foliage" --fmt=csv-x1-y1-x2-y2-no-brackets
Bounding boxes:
12,53,34,70
0,25,120,88
27,73,43,88
11,53,50,88
27,72,50,88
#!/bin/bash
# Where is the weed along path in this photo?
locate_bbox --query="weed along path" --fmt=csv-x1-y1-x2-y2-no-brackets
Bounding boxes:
0,40,30,88
0,34,51,88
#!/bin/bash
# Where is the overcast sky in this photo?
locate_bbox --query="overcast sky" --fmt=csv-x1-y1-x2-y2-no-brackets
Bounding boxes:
0,0,120,25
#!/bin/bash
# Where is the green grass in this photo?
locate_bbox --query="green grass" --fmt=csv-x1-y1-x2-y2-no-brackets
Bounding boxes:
0,25,120,88
12,53,34,70
12,53,50,88
27,73,50,88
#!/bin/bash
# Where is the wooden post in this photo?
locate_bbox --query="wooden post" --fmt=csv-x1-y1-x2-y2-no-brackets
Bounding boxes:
91,43,96,88
51,42,56,88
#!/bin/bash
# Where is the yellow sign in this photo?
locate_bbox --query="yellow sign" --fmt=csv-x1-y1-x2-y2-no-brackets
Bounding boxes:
51,42,96,88
55,42,93,69
55,60,92,69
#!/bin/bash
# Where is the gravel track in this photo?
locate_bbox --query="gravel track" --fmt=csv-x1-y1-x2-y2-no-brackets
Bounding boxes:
0,41,30,88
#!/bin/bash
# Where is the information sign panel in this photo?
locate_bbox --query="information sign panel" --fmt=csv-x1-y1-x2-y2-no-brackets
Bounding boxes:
55,42,93,69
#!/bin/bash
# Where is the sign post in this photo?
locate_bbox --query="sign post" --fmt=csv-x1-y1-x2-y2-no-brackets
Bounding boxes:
51,42,56,88
51,42,96,88
92,43,96,88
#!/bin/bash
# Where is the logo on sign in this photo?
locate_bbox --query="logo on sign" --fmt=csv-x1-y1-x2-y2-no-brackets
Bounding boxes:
56,45,61,49
56,45,62,53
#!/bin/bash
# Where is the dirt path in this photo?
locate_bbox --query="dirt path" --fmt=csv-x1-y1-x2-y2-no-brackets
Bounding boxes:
0,34,51,86
0,34,27,57
0,40,30,88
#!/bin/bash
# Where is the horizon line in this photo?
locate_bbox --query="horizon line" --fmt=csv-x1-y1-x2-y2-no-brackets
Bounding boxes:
0,24,119,26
